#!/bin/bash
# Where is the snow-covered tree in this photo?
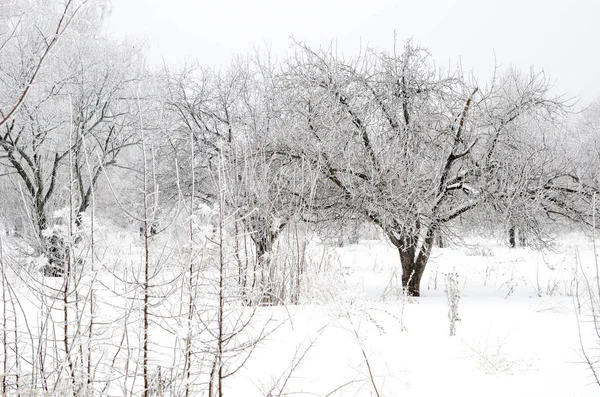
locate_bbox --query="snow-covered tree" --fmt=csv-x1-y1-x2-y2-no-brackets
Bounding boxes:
280,41,568,296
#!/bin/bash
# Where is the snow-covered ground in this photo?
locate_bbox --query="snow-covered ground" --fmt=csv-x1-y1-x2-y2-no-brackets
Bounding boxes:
234,235,600,396
1,230,599,396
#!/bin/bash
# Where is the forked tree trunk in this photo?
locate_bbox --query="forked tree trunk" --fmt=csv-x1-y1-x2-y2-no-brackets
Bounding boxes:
398,248,427,296
389,228,435,297
247,217,286,306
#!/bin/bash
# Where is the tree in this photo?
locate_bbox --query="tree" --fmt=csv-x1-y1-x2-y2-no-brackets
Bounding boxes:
281,41,566,296
0,0,90,129
479,72,591,248
0,0,144,275
64,36,144,223
165,57,315,304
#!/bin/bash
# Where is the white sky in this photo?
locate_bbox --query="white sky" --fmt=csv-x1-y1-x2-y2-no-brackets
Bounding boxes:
107,0,600,106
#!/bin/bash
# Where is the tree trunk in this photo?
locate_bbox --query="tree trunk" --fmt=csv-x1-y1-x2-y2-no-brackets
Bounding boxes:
518,229,527,247
247,217,286,306
508,226,527,248
255,236,276,305
389,228,435,297
36,206,48,238
508,226,516,248
36,206,66,277
399,248,426,297
44,234,66,277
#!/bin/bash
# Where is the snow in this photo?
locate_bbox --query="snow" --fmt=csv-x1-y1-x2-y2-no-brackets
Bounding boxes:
1,229,599,396
232,236,599,396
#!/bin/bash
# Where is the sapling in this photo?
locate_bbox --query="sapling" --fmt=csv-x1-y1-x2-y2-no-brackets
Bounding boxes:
445,271,461,336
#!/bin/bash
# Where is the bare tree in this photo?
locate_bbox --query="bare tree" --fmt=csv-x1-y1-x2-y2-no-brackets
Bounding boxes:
0,3,143,275
65,39,144,222
281,40,567,296
0,0,92,129
165,57,316,305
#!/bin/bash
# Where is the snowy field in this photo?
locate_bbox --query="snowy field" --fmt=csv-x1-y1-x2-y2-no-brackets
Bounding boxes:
232,236,599,396
1,229,600,396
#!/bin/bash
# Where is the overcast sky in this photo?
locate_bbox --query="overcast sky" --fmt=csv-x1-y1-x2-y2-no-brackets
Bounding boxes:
107,0,600,106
